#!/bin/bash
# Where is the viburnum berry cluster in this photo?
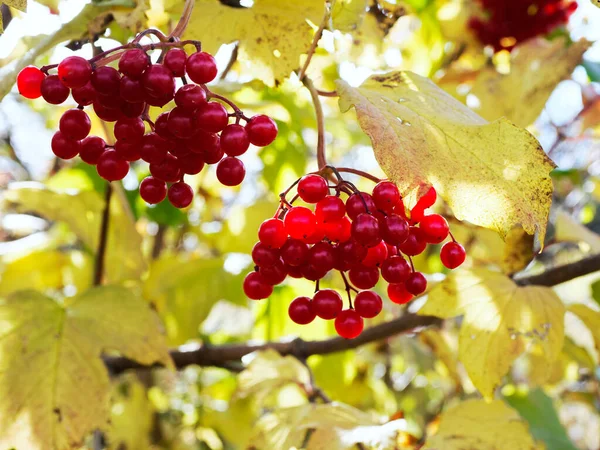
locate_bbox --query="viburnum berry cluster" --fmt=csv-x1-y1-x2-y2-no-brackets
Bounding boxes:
243,169,466,339
16,36,277,208
469,0,577,52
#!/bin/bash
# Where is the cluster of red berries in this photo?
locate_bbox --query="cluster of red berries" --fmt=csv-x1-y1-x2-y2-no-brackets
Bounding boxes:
469,0,577,51
242,172,466,339
16,42,277,208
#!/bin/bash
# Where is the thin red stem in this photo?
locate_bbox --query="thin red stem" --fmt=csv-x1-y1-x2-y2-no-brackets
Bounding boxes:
336,167,381,183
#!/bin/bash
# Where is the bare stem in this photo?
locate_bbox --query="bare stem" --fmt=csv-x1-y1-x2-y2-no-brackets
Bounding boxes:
169,0,195,40
297,5,331,82
336,167,382,183
317,89,338,97
303,76,327,169
94,183,113,286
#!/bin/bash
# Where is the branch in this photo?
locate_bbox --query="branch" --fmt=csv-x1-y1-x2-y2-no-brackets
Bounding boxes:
104,253,600,374
169,0,195,40
94,182,112,286
303,76,327,169
297,5,330,82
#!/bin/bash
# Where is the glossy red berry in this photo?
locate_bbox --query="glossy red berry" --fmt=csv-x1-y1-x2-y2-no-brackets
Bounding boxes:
17,66,45,99
335,240,368,270
315,195,345,222
163,48,187,76
59,109,91,140
258,218,287,249
297,174,328,203
303,222,326,245
420,214,449,244
258,259,287,285
140,133,169,164
41,75,70,104
118,49,149,78
335,309,364,339
288,297,316,324
346,192,376,219
97,150,129,181
119,76,146,103
281,239,309,266
178,153,205,175
362,241,388,267
312,289,343,320
57,56,91,89
440,241,466,269
252,242,280,267
141,64,175,98
150,153,181,183
92,101,123,122
322,216,352,243
91,66,121,95
284,206,317,240
245,115,278,146
197,102,228,132
186,51,218,84
405,272,427,295
120,101,145,118
243,271,273,300
167,107,197,139
381,256,410,283
348,266,379,290
51,131,80,159
114,117,145,142
72,81,96,106
168,182,194,208
220,124,250,156
351,213,381,248
372,181,400,213
79,136,106,164
216,157,245,186
301,263,329,281
114,140,141,161
140,176,167,204
175,84,207,112
354,291,382,318
381,214,409,246
388,283,413,305
307,241,335,272
398,226,427,256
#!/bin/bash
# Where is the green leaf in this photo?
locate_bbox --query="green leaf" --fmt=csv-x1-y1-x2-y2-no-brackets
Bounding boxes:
591,279,600,307
336,71,555,245
0,287,171,450
504,388,578,450
583,59,600,81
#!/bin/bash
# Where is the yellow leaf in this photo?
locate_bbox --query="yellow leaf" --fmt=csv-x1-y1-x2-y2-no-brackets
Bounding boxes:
420,329,462,388
336,72,555,245
0,250,68,295
555,210,600,252
470,38,591,127
419,269,564,397
5,184,146,284
2,0,26,11
502,227,535,275
0,286,171,450
332,0,369,32
568,304,600,362
184,0,324,86
423,399,539,450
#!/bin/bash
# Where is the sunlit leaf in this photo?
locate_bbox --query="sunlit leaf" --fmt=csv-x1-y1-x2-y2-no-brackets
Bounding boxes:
0,287,171,450
568,304,600,362
419,269,565,397
555,210,600,252
470,38,591,127
337,72,555,245
0,250,68,295
184,0,325,86
423,399,539,450
332,0,369,32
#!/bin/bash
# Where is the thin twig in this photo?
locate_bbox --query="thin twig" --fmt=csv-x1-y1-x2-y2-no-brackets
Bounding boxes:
317,89,338,97
152,225,166,260
297,5,331,82
336,167,382,183
169,0,195,40
94,183,113,286
303,76,327,169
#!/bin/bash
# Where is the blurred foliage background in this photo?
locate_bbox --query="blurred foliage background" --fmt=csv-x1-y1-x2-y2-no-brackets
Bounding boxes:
1,0,600,449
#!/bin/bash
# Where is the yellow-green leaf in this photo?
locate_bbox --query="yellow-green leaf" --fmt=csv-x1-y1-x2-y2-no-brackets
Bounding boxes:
336,71,555,245
423,399,539,450
568,304,600,361
0,286,171,450
470,38,591,127
184,0,324,86
419,269,564,397
4,184,146,284
2,0,26,11
332,0,369,32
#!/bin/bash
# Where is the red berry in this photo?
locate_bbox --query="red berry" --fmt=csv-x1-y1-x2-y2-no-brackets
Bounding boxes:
281,238,309,266
114,140,141,161
362,241,388,267
216,157,245,186
420,214,449,244
312,289,343,320
141,64,175,98
57,56,91,89
258,259,287,285
354,291,382,318
96,92,123,109
119,76,146,103
197,102,228,132
118,49,149,78
59,109,91,140
301,263,328,281
335,309,364,339
258,218,287,249
285,264,304,279
79,136,105,164
381,256,410,283
415,186,437,209
139,176,167,204
388,283,413,305
335,240,367,270
40,75,70,104
91,66,121,95
178,153,205,175
72,81,96,106
97,150,129,181
288,297,316,324
186,51,218,84
220,124,250,156
163,48,187,76
381,214,409,246
348,266,379,289
121,101,145,118
315,195,345,222
167,107,197,139
346,192,376,219
140,132,169,164
114,117,145,142
168,182,194,208
243,271,273,300
175,84,207,112
284,206,317,240
303,222,326,245
51,131,80,159
252,242,280,267
322,216,352,243
93,101,123,122
154,112,175,140
440,242,466,269
307,241,335,272
351,213,381,248
150,153,181,183
245,115,277,146
17,66,45,99
372,181,400,213
297,174,328,203
398,226,427,256
405,272,427,295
